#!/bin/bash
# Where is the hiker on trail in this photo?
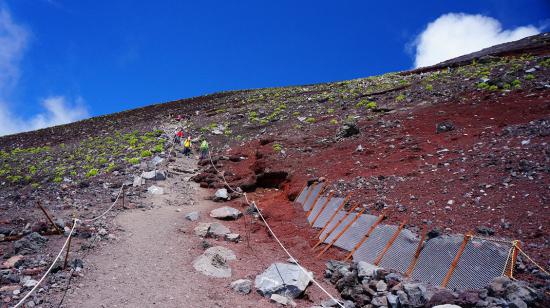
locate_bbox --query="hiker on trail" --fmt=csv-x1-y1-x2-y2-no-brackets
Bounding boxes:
199,139,209,160
183,136,192,157
174,127,184,144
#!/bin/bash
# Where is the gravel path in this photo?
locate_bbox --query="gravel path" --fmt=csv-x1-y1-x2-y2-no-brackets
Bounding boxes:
61,155,262,308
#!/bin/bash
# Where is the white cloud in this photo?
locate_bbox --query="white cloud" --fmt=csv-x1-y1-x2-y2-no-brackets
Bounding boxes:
413,13,540,68
0,7,89,136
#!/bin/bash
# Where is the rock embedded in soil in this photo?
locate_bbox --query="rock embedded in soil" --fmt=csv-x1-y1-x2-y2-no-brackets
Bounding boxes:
255,262,312,299
14,232,48,255
270,294,296,307
224,233,240,242
192,246,236,278
207,222,231,238
210,206,242,220
194,222,211,237
141,170,166,181
185,211,199,221
147,185,164,195
230,279,252,295
336,122,360,140
213,188,230,201
2,255,23,269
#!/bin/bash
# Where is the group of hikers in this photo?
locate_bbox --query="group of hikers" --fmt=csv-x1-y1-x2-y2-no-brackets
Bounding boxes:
173,126,209,159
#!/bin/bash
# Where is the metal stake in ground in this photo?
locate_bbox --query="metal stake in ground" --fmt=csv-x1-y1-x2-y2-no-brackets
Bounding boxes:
37,201,63,234
63,219,76,269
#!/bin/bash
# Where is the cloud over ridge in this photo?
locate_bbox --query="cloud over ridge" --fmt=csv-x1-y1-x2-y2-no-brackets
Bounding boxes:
413,13,540,68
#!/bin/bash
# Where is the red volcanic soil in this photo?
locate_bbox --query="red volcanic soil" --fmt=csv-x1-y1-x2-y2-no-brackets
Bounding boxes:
216,90,550,281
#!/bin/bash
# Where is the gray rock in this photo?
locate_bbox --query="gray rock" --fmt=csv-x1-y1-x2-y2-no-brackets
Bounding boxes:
270,294,295,306
150,156,164,166
225,233,240,242
397,290,409,306
371,296,388,307
386,293,398,308
213,188,230,201
321,298,342,307
476,225,495,236
436,121,455,133
357,262,380,279
133,175,144,187
185,211,199,221
141,170,166,181
194,222,211,237
147,185,164,195
255,262,312,299
376,280,387,292
208,222,231,238
192,246,236,278
22,278,38,288
14,232,48,255
210,206,242,220
337,122,360,139
403,282,427,307
508,297,528,308
230,279,252,294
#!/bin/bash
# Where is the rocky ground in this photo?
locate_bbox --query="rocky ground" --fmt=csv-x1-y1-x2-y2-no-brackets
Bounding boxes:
1,34,550,307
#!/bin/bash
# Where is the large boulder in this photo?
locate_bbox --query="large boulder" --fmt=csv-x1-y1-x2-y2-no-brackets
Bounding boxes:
192,246,236,278
141,170,166,181
403,282,428,307
210,206,242,220
255,262,312,299
208,222,231,238
357,262,380,279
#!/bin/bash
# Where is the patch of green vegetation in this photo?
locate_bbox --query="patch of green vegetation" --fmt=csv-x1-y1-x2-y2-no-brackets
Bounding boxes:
224,128,232,136
140,150,153,158
396,94,406,102
272,143,282,152
540,58,550,67
86,168,99,177
512,79,522,89
477,82,489,90
248,111,258,122
128,157,141,165
259,118,269,125
425,84,433,91
524,74,535,80
152,144,163,153
327,108,335,114
292,111,300,116
366,101,377,109
305,117,316,124
53,176,63,183
330,119,338,125
488,85,498,91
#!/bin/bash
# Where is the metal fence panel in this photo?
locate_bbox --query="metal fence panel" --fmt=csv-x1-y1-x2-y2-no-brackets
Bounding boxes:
378,229,420,273
306,197,327,223
334,214,379,251
352,225,398,264
446,239,512,290
312,198,345,228
295,185,310,205
303,184,323,211
411,235,462,286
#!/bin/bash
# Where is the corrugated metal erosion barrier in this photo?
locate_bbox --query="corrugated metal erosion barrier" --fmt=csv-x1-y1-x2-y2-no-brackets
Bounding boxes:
296,182,519,290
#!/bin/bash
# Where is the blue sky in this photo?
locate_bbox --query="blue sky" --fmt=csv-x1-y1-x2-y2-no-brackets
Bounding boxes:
0,0,548,135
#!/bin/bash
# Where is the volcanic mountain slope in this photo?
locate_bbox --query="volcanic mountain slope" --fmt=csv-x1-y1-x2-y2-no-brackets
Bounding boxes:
1,33,549,287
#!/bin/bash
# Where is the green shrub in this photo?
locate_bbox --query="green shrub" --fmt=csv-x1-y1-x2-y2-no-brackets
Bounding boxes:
106,163,117,172
327,108,335,114
305,117,316,124
53,176,63,183
502,83,511,90
29,166,37,175
488,85,498,91
366,101,377,109
86,168,99,177
141,150,152,158
477,82,489,89
128,157,140,165
396,94,406,102
152,144,163,153
512,79,521,89
525,74,535,80
330,119,338,125
272,143,282,152
292,111,300,116
425,84,433,91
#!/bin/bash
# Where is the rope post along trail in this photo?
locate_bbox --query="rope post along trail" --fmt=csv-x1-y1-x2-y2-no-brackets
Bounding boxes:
13,219,78,308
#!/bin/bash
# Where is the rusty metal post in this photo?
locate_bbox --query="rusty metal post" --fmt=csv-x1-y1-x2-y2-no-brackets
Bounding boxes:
37,201,63,234
405,226,427,277
63,220,75,269
344,214,385,261
374,220,407,266
313,203,359,249
318,207,367,257
441,232,472,288
309,191,334,226
316,193,351,238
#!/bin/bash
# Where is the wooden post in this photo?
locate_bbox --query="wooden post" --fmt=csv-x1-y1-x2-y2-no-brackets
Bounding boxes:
121,186,125,208
508,240,520,278
63,220,75,269
441,232,472,288
374,220,407,266
344,214,385,261
305,184,326,218
318,207,367,257
405,226,427,277
309,191,334,226
316,194,351,238
313,203,359,249
36,201,63,234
